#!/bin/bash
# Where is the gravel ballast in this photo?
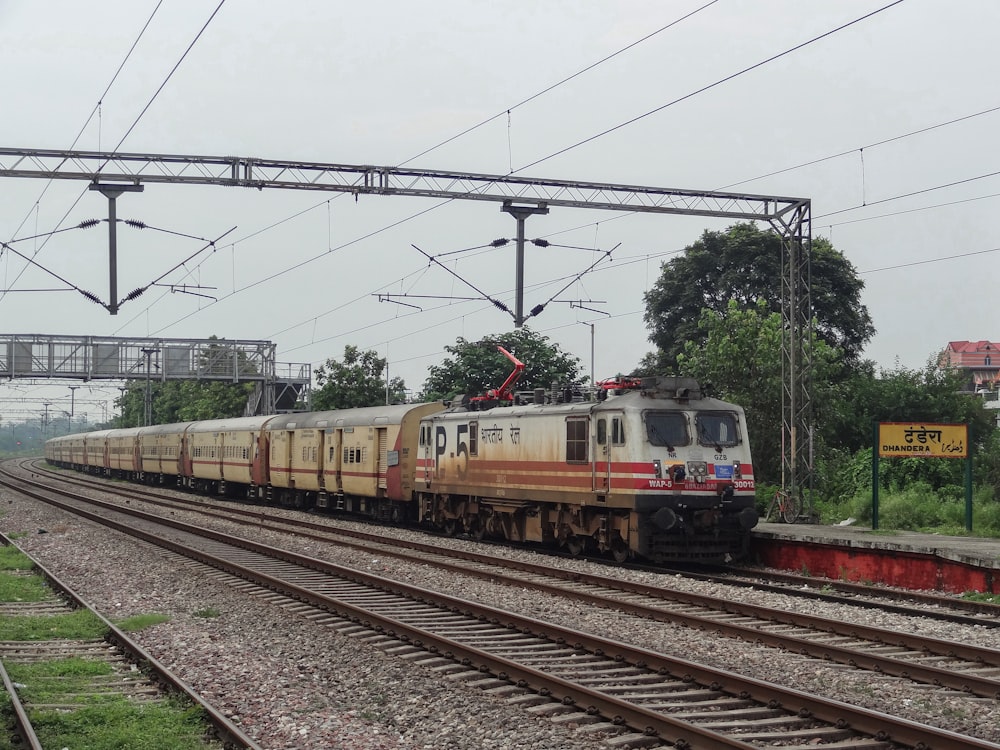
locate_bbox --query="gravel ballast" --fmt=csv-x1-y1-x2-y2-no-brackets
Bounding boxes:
3,477,1000,748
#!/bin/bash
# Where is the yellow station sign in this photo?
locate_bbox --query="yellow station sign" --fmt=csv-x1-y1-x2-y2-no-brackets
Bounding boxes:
878,422,968,459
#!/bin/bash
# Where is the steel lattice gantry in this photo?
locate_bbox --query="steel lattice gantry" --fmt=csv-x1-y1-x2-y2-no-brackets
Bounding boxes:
0,147,814,509
0,334,311,416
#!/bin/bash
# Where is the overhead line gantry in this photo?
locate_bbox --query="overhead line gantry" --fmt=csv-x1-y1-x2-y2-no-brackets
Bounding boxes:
0,146,814,512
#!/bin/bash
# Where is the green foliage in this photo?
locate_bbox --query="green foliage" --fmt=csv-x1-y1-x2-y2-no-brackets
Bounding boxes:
117,613,171,631
821,482,999,536
24,697,213,749
422,327,582,402
118,379,254,426
824,360,993,456
642,222,873,372
312,345,406,409
6,658,116,703
116,335,259,426
675,299,841,485
0,545,34,571
961,591,1000,604
0,609,107,640
0,571,51,602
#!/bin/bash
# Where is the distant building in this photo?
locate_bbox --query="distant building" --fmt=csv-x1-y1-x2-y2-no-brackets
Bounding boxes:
941,341,1000,426
941,340,1000,392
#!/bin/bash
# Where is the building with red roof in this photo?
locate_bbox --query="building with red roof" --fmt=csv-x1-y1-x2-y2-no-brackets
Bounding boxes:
941,340,1000,392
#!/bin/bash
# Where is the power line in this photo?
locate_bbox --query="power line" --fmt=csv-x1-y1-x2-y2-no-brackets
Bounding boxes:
397,0,720,167
2,2,225,310
119,3,719,333
718,103,1000,190
0,1,165,303
513,0,906,174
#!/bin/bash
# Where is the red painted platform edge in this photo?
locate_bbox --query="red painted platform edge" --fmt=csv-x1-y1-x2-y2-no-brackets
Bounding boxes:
751,538,1000,594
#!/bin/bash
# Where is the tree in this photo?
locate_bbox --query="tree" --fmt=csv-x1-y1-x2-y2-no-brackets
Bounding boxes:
677,299,842,486
642,222,874,373
313,345,406,410
422,328,582,402
116,336,259,425
116,379,254,426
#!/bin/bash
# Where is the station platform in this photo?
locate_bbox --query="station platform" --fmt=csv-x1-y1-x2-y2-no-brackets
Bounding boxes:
750,521,1000,594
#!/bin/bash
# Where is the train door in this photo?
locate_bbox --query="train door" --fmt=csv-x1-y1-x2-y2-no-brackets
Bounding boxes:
594,412,625,493
287,428,297,489
420,421,433,486
376,428,388,494
317,430,327,492
251,431,267,488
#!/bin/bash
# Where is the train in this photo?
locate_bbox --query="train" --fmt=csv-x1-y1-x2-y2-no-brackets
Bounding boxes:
45,373,758,564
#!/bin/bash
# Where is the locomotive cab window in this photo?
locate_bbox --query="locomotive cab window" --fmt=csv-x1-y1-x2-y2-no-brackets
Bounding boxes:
611,417,625,445
644,412,689,448
565,417,589,463
469,421,478,456
695,412,740,448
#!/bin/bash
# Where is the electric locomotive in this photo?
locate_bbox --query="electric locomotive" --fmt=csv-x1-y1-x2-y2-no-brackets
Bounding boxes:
416,375,758,563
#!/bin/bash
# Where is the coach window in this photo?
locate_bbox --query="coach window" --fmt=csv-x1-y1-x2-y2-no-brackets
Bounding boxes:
469,421,478,456
565,417,589,463
597,418,607,446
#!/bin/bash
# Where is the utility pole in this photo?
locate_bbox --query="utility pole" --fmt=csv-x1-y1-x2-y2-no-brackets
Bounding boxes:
88,182,144,315
579,321,595,396
141,348,159,426
502,201,549,327
68,385,80,429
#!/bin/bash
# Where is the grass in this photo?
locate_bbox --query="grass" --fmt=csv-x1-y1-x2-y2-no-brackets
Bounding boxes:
0,609,107,640
0,572,52,602
5,657,118,704
0,546,34,570
25,699,217,750
961,590,1000,605
0,561,220,748
118,613,172,631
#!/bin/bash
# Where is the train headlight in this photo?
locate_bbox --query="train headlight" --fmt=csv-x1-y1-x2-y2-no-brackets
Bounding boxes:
732,460,742,478
652,459,662,478
688,460,708,483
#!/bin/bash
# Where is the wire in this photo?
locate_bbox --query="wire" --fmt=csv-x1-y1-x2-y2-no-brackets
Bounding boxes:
815,169,1000,220
107,2,226,157
860,246,1000,275
513,0,906,174
396,0,720,167
718,103,1000,191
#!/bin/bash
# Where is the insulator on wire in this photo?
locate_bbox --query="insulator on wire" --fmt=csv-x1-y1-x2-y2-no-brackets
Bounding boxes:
531,238,549,247
492,299,510,313
80,289,102,304
530,304,545,317
78,219,100,229
123,219,147,229
124,287,147,301
491,238,509,247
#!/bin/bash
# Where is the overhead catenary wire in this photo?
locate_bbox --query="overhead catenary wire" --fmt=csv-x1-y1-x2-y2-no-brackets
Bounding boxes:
116,1,722,334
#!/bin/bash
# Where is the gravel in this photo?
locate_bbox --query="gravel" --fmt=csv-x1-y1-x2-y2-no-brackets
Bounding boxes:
4,474,1000,749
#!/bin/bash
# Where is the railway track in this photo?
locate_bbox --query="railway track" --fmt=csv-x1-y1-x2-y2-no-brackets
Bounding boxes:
4,465,999,749
0,529,261,750
22,461,1000,699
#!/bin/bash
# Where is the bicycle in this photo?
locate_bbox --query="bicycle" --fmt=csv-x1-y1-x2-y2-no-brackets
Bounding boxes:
765,489,802,523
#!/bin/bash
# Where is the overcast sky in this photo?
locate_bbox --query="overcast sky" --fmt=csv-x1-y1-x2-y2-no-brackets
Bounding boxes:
1,0,997,423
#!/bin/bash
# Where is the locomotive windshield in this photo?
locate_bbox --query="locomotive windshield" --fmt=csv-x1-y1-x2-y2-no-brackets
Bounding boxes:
644,412,689,449
695,412,740,448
